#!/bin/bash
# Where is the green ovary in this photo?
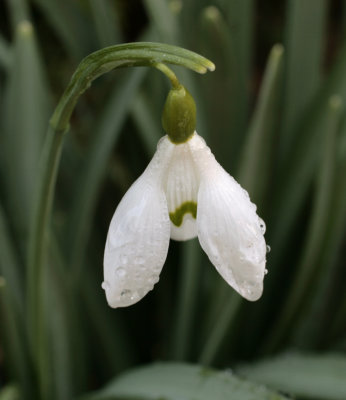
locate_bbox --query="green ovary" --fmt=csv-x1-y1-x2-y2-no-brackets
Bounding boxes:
169,201,197,227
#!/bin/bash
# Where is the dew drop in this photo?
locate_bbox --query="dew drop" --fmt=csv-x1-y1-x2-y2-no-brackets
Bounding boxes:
120,289,131,297
115,267,126,277
101,281,110,291
130,291,138,301
259,218,266,234
266,245,271,253
264,268,268,275
148,275,159,285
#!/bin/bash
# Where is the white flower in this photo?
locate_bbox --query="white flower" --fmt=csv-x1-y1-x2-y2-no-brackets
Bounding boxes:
103,132,267,308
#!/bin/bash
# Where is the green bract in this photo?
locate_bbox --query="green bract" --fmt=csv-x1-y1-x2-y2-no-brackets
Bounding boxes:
162,85,197,144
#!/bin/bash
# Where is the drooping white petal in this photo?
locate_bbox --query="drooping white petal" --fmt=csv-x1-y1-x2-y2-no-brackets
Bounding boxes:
103,137,173,308
190,133,267,301
164,138,199,241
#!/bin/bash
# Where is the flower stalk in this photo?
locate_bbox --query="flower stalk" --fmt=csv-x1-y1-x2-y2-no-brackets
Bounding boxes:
26,42,214,390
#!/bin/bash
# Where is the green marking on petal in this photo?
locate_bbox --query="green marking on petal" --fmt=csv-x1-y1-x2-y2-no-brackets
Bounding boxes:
169,201,197,227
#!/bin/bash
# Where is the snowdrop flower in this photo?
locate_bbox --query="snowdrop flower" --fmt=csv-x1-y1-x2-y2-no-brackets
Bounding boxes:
103,84,267,308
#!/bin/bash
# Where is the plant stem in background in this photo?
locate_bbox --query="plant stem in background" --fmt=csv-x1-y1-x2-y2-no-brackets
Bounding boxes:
171,240,201,360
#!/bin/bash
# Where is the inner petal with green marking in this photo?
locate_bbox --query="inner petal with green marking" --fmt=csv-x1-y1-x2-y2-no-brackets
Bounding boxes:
169,201,197,227
164,137,199,241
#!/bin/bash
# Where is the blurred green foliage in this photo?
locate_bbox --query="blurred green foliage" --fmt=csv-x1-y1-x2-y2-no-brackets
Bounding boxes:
0,0,346,399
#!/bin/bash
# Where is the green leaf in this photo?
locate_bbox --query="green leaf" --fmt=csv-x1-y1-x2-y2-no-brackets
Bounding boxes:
263,95,343,351
323,125,346,341
0,202,23,315
0,284,34,399
84,363,289,400
280,0,327,160
238,44,284,206
292,100,346,347
5,0,30,30
0,35,12,70
131,91,162,154
199,292,242,366
171,240,202,360
89,0,122,47
0,385,20,400
199,2,253,169
237,352,346,400
40,239,77,400
143,0,179,44
32,0,96,59
220,0,254,152
263,44,346,306
2,20,51,240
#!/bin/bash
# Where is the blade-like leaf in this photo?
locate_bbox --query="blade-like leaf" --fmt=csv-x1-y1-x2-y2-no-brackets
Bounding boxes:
131,91,162,154
2,20,51,241
0,385,20,400
264,95,343,351
171,240,202,360
0,203,23,315
143,0,179,44
5,0,29,30
32,0,97,59
280,0,327,160
238,44,284,206
263,44,346,310
0,35,12,70
216,0,254,167
84,363,289,400
199,2,253,169
0,284,34,399
89,0,121,47
237,353,346,400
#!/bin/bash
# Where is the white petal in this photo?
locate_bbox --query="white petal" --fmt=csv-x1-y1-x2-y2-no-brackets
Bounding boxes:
164,135,199,241
103,137,173,308
190,133,267,301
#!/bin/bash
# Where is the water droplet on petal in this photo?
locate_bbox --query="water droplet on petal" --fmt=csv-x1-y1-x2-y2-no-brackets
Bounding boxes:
115,267,126,277
121,289,131,297
259,218,266,234
148,275,159,285
264,268,268,275
266,245,271,253
101,281,110,291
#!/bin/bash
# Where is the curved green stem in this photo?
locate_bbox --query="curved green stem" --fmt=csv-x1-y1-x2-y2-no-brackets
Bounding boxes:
50,42,214,132
154,62,180,88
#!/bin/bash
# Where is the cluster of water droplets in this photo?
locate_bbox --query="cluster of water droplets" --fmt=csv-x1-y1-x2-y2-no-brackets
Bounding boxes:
102,245,162,306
